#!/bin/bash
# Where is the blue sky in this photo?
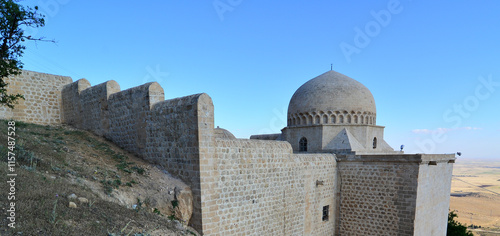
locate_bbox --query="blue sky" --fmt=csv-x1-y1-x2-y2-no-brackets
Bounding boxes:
19,0,499,159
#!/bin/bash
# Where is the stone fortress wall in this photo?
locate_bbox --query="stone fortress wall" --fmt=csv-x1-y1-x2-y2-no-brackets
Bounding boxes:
58,76,340,234
336,154,454,236
0,70,72,124
338,155,420,235
1,70,455,235
60,78,208,230
203,139,337,235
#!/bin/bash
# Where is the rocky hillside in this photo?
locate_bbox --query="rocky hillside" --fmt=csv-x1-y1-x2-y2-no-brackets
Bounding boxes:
0,120,199,236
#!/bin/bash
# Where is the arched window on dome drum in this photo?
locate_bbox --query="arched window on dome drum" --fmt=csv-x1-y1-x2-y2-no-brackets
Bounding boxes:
347,115,351,124
373,137,377,149
331,115,336,124
323,115,328,124
339,115,344,124
354,115,358,124
365,116,369,124
315,116,320,124
299,137,308,152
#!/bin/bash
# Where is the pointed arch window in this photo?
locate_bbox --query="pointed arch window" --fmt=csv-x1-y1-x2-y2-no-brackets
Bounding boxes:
299,137,308,152
373,137,377,149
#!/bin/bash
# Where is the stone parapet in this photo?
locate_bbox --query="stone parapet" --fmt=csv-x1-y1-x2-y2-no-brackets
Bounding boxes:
0,70,73,124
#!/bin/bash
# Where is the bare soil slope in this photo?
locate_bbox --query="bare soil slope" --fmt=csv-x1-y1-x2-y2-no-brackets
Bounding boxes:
0,120,198,235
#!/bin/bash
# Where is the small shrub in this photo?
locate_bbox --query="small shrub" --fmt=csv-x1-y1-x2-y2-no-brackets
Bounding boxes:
447,211,474,236
116,161,135,173
113,179,121,188
153,208,161,215
132,166,145,175
112,154,127,161
100,179,120,195
171,200,179,209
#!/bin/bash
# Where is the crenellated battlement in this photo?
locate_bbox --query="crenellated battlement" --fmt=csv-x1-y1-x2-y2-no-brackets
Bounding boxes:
61,79,163,138
60,77,214,231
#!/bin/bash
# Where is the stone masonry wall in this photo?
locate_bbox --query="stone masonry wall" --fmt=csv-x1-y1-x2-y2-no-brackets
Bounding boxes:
202,139,337,235
300,153,337,236
413,154,455,236
80,80,120,136
61,79,207,231
0,70,72,124
61,79,91,127
107,82,164,156
145,93,213,231
196,93,217,234
337,155,420,236
62,80,165,156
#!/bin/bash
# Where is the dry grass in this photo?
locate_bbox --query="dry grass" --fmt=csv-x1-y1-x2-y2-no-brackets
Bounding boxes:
0,120,198,235
450,159,500,235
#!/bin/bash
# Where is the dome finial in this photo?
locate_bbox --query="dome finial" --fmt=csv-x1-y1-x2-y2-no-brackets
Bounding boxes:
330,63,333,71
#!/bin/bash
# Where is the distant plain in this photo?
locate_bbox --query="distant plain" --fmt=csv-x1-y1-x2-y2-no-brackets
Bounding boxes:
449,159,500,235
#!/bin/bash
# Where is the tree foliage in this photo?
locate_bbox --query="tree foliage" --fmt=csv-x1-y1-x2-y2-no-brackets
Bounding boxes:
0,0,47,108
447,211,474,236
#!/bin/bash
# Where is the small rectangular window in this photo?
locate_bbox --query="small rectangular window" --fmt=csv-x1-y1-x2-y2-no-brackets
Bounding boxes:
322,205,329,221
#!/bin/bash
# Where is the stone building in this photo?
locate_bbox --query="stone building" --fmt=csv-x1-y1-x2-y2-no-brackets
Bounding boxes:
1,69,455,235
254,70,395,154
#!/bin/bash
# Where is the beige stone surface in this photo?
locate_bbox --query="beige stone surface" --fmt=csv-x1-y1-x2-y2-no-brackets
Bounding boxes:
0,70,72,124
175,187,194,225
1,70,456,236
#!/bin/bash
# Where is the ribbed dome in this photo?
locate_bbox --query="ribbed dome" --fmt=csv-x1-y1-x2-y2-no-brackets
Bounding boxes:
214,126,236,139
288,70,376,126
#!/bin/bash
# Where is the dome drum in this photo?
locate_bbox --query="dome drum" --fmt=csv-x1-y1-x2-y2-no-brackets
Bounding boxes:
288,110,376,127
